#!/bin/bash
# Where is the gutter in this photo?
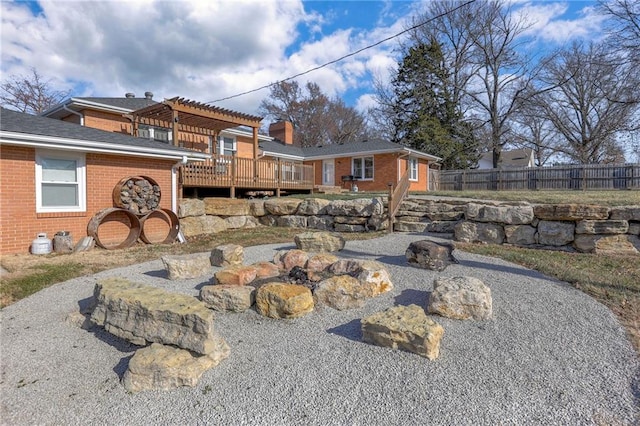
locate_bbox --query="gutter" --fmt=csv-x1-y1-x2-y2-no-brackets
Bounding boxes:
172,156,188,243
62,104,84,126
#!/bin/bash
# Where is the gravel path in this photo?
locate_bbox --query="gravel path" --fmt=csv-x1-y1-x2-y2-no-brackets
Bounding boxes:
1,233,638,425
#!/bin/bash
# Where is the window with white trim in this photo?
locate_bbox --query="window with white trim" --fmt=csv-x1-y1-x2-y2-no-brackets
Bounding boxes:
218,135,237,156
138,125,171,143
352,156,374,180
409,157,418,181
36,150,86,213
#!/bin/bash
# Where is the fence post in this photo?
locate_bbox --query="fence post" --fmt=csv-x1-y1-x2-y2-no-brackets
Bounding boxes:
276,158,282,197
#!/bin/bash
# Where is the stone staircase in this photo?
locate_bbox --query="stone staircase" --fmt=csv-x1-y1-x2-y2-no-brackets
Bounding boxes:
393,198,467,234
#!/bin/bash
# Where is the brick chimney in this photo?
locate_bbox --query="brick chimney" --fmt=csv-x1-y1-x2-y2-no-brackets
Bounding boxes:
269,120,294,145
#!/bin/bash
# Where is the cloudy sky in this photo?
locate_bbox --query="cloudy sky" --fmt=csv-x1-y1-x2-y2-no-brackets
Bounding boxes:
1,0,605,116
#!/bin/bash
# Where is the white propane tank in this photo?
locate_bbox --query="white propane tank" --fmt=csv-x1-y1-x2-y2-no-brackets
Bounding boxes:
31,233,52,255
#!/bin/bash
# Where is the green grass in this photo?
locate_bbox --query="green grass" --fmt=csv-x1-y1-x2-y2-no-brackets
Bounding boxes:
420,190,639,206
1,263,88,305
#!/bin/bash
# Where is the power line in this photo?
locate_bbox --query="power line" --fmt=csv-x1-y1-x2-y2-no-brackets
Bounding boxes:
206,0,477,104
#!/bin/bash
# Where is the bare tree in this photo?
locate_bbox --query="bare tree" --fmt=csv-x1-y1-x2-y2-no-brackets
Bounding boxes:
531,42,639,164
1,68,70,114
259,81,367,147
599,0,640,64
509,111,559,166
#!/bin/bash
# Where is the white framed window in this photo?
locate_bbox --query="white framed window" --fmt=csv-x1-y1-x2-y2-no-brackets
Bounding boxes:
138,125,171,143
409,157,418,181
36,150,86,213
218,135,237,156
352,156,374,180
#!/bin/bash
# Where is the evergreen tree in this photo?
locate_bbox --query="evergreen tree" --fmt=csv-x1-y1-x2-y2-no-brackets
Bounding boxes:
391,38,477,169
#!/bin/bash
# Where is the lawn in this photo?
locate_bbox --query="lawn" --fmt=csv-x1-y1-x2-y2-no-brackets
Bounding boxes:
420,189,640,206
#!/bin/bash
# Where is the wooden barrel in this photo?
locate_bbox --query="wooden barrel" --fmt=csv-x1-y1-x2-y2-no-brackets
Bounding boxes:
87,208,141,249
139,208,180,244
112,176,161,216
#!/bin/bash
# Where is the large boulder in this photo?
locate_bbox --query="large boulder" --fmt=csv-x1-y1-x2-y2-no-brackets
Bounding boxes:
313,275,372,310
454,221,505,244
325,198,383,217
574,234,640,255
180,215,228,237
178,199,205,218
248,200,266,216
224,215,260,229
329,259,393,296
609,206,640,221
575,220,629,235
504,225,537,245
162,253,212,280
537,221,575,246
255,282,314,319
428,276,492,320
361,304,444,360
122,342,230,393
465,203,534,225
204,198,250,216
273,249,309,273
307,215,335,231
213,265,258,286
264,198,302,215
294,231,345,252
210,244,244,267
297,198,331,215
276,215,308,228
405,240,458,272
200,285,255,312
533,204,609,221
90,278,222,355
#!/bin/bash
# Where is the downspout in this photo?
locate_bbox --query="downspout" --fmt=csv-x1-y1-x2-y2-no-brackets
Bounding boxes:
172,156,188,243
62,105,84,126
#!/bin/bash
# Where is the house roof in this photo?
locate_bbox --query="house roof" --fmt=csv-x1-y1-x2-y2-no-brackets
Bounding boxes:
0,108,209,161
480,148,533,168
41,97,158,119
259,138,442,162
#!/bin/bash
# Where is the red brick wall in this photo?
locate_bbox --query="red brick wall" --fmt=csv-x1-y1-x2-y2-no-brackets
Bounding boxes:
84,110,131,135
0,145,176,254
305,154,430,191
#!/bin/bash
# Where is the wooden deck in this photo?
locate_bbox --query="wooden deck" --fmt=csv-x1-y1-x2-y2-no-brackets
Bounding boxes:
180,155,315,196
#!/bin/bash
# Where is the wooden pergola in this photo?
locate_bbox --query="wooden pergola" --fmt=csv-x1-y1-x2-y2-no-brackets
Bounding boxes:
126,97,263,159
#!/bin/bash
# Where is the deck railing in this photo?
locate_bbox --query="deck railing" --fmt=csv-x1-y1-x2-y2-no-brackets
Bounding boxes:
388,170,410,232
180,155,315,195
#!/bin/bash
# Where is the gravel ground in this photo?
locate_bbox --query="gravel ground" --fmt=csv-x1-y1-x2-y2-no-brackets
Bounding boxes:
1,233,638,425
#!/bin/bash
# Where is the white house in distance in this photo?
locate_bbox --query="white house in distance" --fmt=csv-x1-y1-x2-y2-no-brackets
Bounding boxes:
477,148,535,169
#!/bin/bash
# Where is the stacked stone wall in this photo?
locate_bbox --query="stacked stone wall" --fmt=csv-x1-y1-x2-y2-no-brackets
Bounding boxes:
178,197,640,255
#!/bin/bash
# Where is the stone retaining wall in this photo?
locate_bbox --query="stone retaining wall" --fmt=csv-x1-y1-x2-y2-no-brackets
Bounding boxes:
396,198,640,255
178,197,640,255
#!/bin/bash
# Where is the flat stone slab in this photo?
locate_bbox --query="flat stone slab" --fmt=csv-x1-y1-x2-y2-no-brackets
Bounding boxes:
361,304,444,360
123,342,230,393
162,253,211,280
213,265,258,286
90,278,221,355
428,276,492,320
314,275,371,310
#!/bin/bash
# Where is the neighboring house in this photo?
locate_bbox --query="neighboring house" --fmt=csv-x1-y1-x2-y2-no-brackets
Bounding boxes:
477,148,535,169
0,107,208,255
260,121,441,192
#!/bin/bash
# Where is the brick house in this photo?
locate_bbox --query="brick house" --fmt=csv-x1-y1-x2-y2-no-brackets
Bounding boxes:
43,94,440,195
261,121,441,192
0,107,208,255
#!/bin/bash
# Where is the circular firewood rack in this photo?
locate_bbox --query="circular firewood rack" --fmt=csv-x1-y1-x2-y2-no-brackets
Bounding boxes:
87,208,141,250
88,176,180,249
139,208,180,245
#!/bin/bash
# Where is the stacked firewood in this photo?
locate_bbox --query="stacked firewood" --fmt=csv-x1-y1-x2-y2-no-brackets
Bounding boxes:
115,177,161,215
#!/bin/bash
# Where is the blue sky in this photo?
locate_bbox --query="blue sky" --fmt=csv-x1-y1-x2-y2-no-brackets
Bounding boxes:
1,0,604,116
